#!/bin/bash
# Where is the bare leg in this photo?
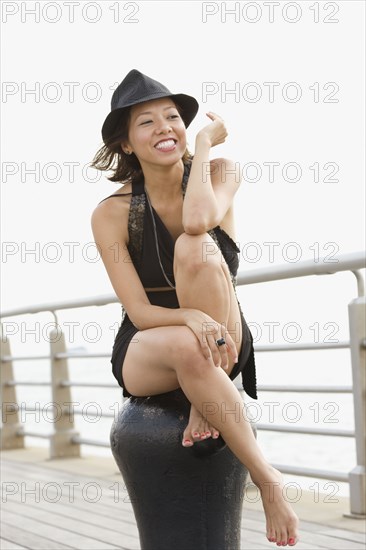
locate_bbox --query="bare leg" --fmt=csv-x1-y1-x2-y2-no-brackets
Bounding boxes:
124,323,299,545
173,233,299,546
174,233,243,445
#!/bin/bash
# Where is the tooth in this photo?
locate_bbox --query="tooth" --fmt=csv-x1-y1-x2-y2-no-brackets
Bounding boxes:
156,139,174,149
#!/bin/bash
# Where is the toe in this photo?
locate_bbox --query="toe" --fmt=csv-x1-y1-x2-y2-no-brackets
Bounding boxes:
280,528,288,546
204,421,211,439
182,428,194,447
288,527,298,546
288,515,299,545
267,523,276,543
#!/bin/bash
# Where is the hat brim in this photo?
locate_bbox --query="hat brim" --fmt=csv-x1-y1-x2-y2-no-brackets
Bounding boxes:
101,92,199,144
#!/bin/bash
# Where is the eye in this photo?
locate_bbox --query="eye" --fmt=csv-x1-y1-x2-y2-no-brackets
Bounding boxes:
140,120,152,125
169,114,179,119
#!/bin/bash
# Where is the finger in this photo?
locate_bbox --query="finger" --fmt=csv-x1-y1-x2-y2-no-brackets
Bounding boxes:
205,112,215,121
226,332,239,362
206,111,222,121
217,325,230,369
199,333,212,361
207,110,221,117
208,335,221,367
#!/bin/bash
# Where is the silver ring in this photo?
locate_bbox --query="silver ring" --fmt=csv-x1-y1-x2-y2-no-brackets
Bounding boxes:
215,337,226,347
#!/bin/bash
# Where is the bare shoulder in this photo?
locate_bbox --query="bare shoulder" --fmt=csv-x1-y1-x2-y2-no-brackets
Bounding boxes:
91,183,132,220
91,182,132,243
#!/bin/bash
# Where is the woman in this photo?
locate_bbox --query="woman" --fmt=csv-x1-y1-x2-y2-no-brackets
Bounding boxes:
91,69,299,546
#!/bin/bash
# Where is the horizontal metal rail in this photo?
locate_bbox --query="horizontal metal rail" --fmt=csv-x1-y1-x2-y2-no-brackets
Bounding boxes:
0,352,111,362
257,385,352,393
270,463,349,482
236,250,366,288
59,381,117,388
1,251,364,320
3,379,354,394
254,341,350,352
4,381,52,387
256,424,354,437
71,436,110,448
0,340,352,365
1,355,51,362
16,429,52,440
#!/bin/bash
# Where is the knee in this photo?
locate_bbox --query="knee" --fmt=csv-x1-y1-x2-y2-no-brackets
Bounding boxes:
174,232,221,274
172,329,208,377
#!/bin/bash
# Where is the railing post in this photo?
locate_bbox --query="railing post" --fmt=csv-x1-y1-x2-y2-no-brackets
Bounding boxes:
0,324,25,450
49,328,81,459
347,296,366,517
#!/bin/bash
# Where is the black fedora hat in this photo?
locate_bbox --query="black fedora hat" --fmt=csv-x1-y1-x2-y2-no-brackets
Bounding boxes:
101,69,199,144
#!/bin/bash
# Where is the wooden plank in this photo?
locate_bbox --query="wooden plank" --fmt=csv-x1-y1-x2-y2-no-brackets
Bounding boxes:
1,465,137,518
241,517,366,549
241,523,326,550
4,501,140,549
1,476,137,534
2,511,121,550
1,462,137,520
0,538,28,550
4,497,139,540
1,523,74,550
241,532,325,550
320,529,366,544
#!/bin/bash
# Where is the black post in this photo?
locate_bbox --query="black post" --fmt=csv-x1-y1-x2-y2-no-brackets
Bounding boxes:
110,388,256,550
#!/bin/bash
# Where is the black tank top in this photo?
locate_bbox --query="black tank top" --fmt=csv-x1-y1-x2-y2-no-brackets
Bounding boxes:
98,159,241,290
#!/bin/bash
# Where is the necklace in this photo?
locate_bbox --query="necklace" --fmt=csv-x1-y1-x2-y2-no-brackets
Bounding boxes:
144,186,176,290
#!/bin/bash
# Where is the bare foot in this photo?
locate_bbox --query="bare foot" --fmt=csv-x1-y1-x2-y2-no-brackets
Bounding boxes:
250,465,299,546
182,403,220,447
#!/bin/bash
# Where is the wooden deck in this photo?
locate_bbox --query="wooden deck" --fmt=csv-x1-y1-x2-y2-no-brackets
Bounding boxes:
1,447,365,550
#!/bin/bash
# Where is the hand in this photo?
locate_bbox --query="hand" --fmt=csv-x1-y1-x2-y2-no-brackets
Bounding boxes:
196,112,228,148
183,309,238,369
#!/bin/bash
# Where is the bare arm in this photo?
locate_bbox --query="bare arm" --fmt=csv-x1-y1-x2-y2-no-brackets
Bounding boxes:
182,112,241,233
91,199,194,331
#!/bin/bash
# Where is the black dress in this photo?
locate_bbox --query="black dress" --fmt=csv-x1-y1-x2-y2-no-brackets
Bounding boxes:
98,159,258,400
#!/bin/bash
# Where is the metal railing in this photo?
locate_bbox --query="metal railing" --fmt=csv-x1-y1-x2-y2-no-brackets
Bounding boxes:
1,250,365,517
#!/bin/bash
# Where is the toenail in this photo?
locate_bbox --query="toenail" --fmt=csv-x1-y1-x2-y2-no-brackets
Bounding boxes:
183,439,192,446
193,432,199,437
288,539,294,544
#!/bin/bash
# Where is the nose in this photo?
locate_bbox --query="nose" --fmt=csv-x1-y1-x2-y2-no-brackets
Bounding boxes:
155,117,172,134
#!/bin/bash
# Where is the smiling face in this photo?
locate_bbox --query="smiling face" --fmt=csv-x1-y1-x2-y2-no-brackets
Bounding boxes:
122,97,187,168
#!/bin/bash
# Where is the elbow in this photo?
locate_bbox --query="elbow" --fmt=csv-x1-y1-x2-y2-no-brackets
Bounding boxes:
183,222,208,235
183,210,219,235
126,303,150,331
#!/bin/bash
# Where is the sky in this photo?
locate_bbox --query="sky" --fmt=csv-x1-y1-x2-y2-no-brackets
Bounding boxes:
2,0,365,316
